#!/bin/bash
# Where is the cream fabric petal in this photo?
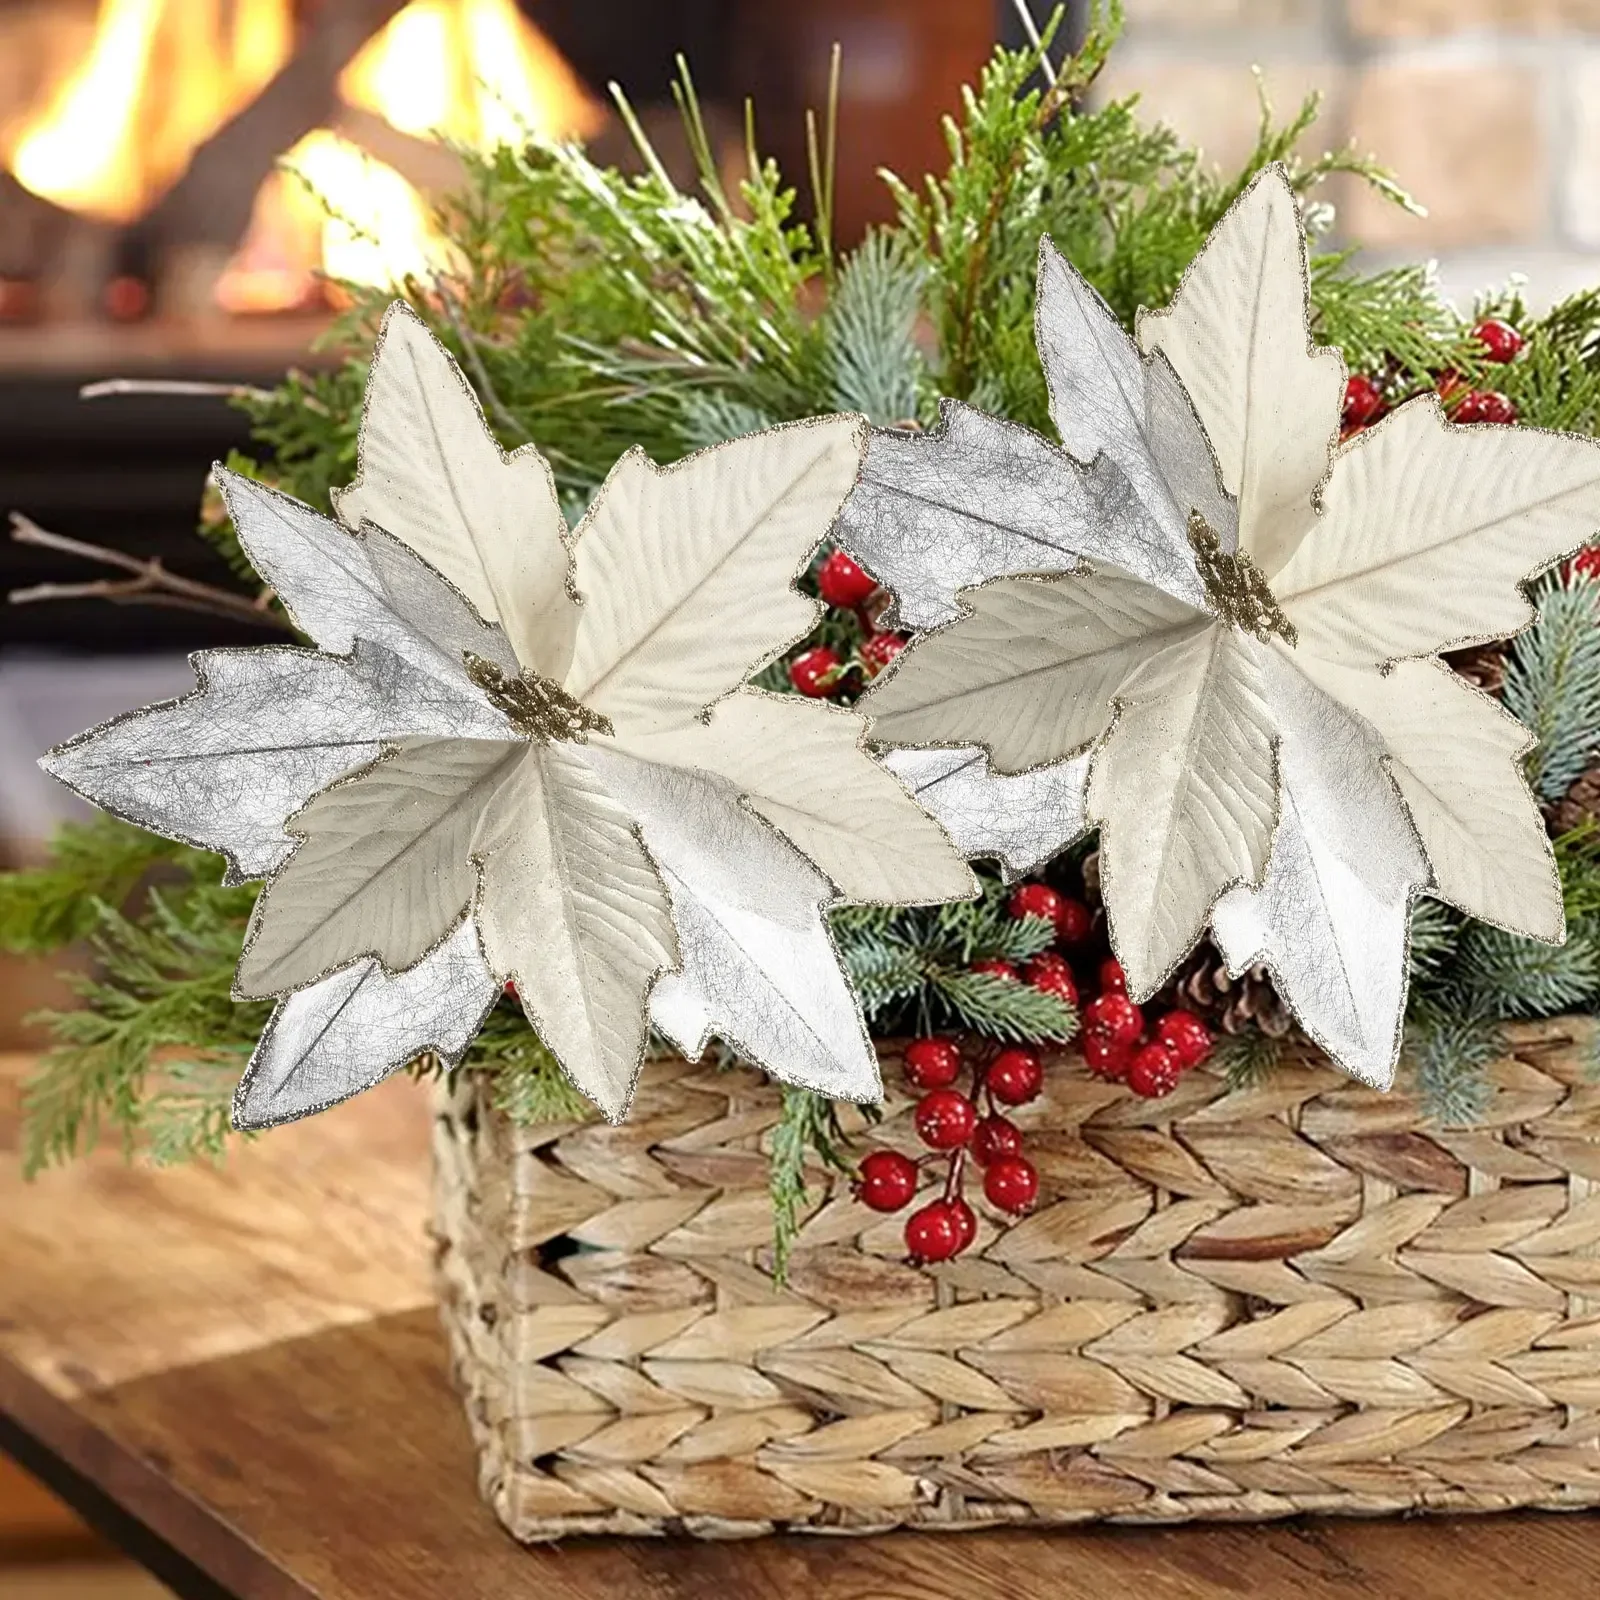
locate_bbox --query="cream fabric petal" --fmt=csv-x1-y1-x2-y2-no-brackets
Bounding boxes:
863,568,1207,773
40,640,511,886
882,747,1093,884
608,690,976,907
566,416,865,735
1138,164,1343,578
1277,398,1600,666
584,743,881,1103
1211,646,1428,1089
1300,654,1565,943
235,737,522,999
1088,626,1279,999
232,918,500,1130
333,302,579,680
474,743,677,1122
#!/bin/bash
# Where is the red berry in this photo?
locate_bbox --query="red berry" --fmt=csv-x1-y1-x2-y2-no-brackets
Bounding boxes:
817,547,878,608
970,958,1018,982
1474,317,1524,364
1054,897,1092,945
1156,1009,1213,1068
1083,992,1143,1048
855,1149,919,1212
1436,367,1464,401
905,1198,966,1263
1081,1028,1132,1080
1453,389,1517,426
914,1088,977,1150
788,646,841,698
972,1114,1023,1166
1098,957,1127,996
987,1047,1044,1106
1127,1042,1182,1099
1569,547,1600,582
949,1197,978,1252
904,1036,963,1090
1342,374,1384,429
504,978,519,1000
1022,950,1078,1007
1008,882,1065,925
983,1154,1039,1215
859,631,905,676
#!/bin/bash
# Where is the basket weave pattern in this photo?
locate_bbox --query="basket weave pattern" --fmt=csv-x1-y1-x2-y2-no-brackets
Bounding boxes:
431,1018,1600,1540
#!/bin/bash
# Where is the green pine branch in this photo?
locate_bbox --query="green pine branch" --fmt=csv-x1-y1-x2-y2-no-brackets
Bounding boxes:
1503,573,1600,802
1451,922,1600,1019
1403,1002,1504,1126
833,878,1076,1043
769,1085,853,1282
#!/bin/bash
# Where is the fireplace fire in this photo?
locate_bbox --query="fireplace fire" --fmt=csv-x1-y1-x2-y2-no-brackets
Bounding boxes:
0,0,602,324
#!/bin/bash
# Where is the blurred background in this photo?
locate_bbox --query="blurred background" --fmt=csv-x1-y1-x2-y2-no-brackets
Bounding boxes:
1,0,1598,1590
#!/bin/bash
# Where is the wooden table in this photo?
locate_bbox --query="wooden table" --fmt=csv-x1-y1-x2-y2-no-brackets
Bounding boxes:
4,1054,1600,1600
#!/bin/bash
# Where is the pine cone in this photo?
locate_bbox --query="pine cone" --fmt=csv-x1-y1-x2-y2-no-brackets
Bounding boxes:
1548,760,1600,836
1174,944,1295,1037
1446,642,1507,697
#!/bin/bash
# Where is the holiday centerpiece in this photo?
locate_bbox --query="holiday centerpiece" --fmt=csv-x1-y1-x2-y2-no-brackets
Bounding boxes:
8,5,1600,1539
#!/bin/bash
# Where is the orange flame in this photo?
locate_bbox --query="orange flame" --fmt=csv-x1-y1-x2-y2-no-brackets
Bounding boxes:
7,0,602,311
10,0,291,222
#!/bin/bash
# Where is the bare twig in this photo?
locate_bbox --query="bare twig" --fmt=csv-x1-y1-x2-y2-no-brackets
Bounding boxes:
1010,0,1060,87
8,512,289,630
79,378,276,402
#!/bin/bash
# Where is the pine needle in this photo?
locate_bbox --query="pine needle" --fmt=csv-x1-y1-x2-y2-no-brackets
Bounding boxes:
1211,1031,1288,1093
1404,1003,1504,1126
1503,573,1600,802
769,1086,849,1282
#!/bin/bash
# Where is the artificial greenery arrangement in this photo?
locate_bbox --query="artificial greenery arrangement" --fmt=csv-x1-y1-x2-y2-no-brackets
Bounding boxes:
7,5,1600,1267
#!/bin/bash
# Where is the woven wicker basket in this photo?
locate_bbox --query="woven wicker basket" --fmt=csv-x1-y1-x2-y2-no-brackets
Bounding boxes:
430,1018,1600,1540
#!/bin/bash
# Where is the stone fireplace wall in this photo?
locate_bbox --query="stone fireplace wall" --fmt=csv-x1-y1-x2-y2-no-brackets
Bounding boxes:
1103,0,1600,306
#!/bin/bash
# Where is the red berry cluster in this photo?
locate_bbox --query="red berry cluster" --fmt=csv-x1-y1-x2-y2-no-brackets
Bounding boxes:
1342,318,1523,446
853,1034,1045,1263
786,549,906,698
1078,958,1211,1098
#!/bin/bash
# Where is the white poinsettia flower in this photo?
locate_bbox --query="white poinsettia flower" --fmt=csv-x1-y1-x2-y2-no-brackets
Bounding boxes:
43,304,976,1127
840,164,1600,1087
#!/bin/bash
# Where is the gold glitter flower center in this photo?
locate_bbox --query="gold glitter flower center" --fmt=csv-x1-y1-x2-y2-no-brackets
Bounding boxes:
1187,510,1298,647
466,655,614,743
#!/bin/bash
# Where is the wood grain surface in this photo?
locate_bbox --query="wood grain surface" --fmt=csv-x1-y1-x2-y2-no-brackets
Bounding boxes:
4,1053,1600,1599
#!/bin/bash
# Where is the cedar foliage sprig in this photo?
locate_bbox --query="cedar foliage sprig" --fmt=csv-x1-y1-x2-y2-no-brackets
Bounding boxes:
17,865,267,1177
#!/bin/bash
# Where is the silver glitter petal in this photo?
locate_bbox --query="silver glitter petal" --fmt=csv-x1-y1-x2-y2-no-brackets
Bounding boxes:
582,743,881,1103
233,916,500,1130
838,405,1210,636
39,640,511,885
1037,239,1233,563
1211,647,1428,1088
837,402,1091,629
216,468,516,696
881,746,1091,883
1144,352,1239,556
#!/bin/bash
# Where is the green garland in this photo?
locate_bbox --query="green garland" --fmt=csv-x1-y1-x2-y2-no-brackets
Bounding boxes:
5,7,1600,1249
